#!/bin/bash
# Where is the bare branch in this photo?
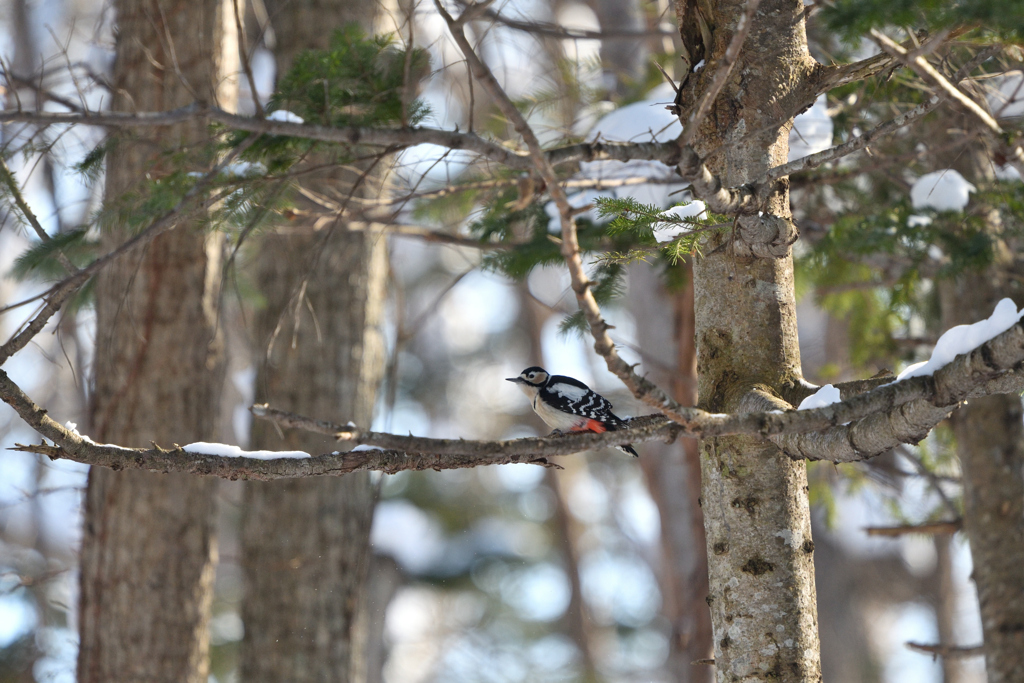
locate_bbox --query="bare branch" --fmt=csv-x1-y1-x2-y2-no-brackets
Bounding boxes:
454,0,675,40
864,520,962,536
906,642,985,659
870,32,1024,174
0,105,682,172
249,404,675,454
763,45,1000,184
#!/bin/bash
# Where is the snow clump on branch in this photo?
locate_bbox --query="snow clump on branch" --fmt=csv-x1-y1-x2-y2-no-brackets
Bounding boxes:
651,201,709,243
897,298,1024,380
182,442,311,459
266,109,305,124
910,169,976,212
796,384,841,411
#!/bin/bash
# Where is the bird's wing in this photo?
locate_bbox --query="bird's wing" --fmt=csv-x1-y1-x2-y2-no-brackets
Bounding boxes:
542,377,615,418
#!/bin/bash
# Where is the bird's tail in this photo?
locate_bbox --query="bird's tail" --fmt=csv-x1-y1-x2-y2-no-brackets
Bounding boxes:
617,443,639,458
606,415,638,457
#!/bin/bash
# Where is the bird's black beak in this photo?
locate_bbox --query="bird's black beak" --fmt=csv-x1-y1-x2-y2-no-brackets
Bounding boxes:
506,377,524,384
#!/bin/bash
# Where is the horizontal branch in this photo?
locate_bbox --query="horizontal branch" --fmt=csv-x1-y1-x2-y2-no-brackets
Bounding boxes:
774,320,1024,462
864,520,962,537
9,311,1024,477
906,642,985,659
457,0,675,41
250,404,675,454
0,104,681,172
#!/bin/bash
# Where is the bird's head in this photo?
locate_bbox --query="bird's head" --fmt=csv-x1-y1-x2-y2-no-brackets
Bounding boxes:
506,366,549,394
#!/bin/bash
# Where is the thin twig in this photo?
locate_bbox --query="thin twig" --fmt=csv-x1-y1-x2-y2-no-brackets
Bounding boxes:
906,642,984,659
864,520,962,536
764,45,1000,183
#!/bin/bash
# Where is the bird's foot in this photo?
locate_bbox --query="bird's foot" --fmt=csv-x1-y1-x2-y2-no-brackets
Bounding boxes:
548,429,565,436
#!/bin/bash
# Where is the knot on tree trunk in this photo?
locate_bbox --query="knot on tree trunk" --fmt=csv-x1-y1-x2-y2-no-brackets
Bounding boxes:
732,214,799,259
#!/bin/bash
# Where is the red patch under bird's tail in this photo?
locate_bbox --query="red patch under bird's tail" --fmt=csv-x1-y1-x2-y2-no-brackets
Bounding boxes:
569,419,608,433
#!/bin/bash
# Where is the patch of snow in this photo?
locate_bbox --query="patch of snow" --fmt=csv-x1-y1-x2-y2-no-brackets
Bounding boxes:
797,384,841,411
266,109,304,124
907,215,933,228
788,95,833,162
652,201,708,243
896,298,1024,380
182,442,311,459
994,163,1021,182
986,71,1024,118
910,170,976,212
693,59,705,72
64,422,134,450
222,161,266,178
351,444,384,452
546,82,687,226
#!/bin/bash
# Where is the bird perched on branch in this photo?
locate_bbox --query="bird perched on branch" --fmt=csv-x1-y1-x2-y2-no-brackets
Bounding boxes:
506,366,638,457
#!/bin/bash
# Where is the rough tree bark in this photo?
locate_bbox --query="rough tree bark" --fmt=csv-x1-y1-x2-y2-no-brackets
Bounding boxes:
942,272,1024,683
77,0,234,681
238,1,388,681
678,0,823,679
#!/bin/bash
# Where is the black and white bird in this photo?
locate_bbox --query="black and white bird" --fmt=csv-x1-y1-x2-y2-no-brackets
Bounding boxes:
506,366,638,457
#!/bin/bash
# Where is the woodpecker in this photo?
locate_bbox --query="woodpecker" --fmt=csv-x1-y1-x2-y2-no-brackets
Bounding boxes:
506,366,638,457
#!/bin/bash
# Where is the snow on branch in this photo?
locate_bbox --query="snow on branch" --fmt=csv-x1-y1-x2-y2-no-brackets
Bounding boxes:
5,294,1024,476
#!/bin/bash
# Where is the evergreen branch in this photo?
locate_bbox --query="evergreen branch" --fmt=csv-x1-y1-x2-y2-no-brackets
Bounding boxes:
0,138,255,366
0,157,76,273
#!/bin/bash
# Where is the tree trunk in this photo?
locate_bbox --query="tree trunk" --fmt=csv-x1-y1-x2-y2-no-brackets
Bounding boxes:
953,394,1024,683
78,0,233,681
942,273,1024,683
681,0,823,680
238,2,388,681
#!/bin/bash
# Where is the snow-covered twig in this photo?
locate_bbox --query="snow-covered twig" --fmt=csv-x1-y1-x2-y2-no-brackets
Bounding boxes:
7,295,1024,476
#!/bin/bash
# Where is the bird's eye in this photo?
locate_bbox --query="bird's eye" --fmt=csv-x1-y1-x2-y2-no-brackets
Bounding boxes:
528,373,535,378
